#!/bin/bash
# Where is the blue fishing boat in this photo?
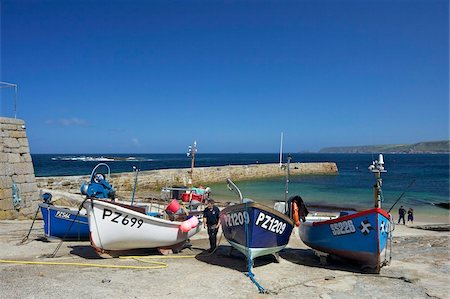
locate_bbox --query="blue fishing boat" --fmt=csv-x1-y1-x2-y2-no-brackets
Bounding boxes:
39,163,115,240
296,154,394,273
220,199,294,260
219,178,294,293
39,196,90,241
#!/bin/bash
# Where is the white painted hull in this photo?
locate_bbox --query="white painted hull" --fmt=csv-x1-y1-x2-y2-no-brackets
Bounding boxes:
228,240,287,260
85,199,201,251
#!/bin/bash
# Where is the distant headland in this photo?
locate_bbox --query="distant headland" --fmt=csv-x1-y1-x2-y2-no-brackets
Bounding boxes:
319,140,450,154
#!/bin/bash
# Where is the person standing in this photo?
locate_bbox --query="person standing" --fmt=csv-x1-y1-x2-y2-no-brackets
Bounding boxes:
407,208,414,225
398,205,406,225
203,199,220,253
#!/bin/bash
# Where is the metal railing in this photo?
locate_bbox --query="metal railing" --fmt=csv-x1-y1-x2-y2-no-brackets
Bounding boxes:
0,81,18,118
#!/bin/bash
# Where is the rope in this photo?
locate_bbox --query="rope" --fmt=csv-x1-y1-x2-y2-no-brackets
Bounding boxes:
0,259,167,269
19,205,41,244
49,198,87,258
0,255,196,270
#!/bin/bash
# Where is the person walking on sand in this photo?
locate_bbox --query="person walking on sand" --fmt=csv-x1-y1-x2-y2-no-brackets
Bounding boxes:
407,208,414,225
203,199,220,253
398,205,406,225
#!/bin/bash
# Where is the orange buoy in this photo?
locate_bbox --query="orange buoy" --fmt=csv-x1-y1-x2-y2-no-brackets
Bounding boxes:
293,201,300,227
188,216,199,228
180,220,192,232
166,199,181,213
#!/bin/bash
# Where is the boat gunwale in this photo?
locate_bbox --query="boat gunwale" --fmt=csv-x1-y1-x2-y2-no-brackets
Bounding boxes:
220,201,294,226
86,198,187,227
310,207,390,226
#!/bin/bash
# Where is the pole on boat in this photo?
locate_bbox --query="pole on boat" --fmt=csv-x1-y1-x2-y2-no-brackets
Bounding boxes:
279,132,283,168
131,166,139,206
284,153,292,207
187,141,197,188
226,178,243,203
368,153,387,209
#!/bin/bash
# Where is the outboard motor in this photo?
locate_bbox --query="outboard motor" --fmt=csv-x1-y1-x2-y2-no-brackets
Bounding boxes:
80,163,116,200
42,192,53,204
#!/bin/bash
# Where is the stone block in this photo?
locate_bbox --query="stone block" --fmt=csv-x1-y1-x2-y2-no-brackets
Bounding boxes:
0,153,7,162
20,183,38,194
0,176,12,189
13,175,27,184
12,162,35,175
10,148,21,154
0,198,13,210
0,209,17,219
25,174,36,183
19,147,30,154
3,137,20,148
0,117,24,125
0,163,14,176
21,154,32,162
1,124,19,131
10,131,27,138
8,153,21,163
18,138,29,147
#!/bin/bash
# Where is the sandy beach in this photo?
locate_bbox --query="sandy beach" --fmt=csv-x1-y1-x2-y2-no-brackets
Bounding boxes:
1,215,449,299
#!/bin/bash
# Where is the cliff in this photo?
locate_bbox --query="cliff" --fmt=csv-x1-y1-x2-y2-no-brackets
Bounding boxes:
319,140,450,154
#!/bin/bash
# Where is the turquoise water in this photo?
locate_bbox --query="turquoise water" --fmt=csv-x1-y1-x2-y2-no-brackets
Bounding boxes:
32,153,449,222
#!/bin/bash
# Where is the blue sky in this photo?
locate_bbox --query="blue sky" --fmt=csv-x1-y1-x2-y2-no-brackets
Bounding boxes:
1,0,448,153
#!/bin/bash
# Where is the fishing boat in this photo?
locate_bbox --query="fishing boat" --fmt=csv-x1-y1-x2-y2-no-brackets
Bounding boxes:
39,193,90,241
220,179,294,261
161,186,211,210
160,141,211,211
295,154,394,273
219,176,294,293
84,198,201,252
38,163,115,240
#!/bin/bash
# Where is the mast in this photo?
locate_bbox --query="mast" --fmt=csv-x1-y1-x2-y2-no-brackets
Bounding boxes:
187,141,197,187
279,132,283,168
368,153,387,208
284,153,291,206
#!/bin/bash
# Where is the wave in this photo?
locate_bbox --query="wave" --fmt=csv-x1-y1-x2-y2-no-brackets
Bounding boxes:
51,156,153,162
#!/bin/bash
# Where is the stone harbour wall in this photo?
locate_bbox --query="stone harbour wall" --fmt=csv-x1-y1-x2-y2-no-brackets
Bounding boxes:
36,162,338,194
0,117,40,219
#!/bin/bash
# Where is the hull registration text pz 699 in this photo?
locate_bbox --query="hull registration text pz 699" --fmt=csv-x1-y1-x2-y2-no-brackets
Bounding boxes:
102,208,143,228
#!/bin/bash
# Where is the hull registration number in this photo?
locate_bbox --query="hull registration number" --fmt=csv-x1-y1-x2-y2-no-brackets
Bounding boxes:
330,220,356,236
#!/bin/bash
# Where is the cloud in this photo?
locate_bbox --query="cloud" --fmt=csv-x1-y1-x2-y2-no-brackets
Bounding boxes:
45,117,90,127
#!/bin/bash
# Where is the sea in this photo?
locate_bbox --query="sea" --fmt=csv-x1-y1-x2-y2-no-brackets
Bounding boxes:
31,153,449,222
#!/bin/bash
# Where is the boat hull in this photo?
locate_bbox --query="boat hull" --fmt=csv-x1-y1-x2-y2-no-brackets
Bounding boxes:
219,202,294,260
39,203,89,241
84,199,201,251
299,208,392,270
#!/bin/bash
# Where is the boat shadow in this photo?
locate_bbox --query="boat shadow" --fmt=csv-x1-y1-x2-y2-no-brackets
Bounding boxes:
68,245,161,259
195,245,277,272
279,248,366,274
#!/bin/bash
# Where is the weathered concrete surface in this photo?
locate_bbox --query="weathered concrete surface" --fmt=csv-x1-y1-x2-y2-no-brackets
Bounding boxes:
0,220,448,298
36,162,338,195
0,118,39,219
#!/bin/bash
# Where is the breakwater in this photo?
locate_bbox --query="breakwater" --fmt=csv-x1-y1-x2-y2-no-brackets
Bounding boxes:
0,118,39,219
36,162,338,194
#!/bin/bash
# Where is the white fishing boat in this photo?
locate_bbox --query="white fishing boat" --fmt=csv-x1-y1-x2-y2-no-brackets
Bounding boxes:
84,198,201,252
